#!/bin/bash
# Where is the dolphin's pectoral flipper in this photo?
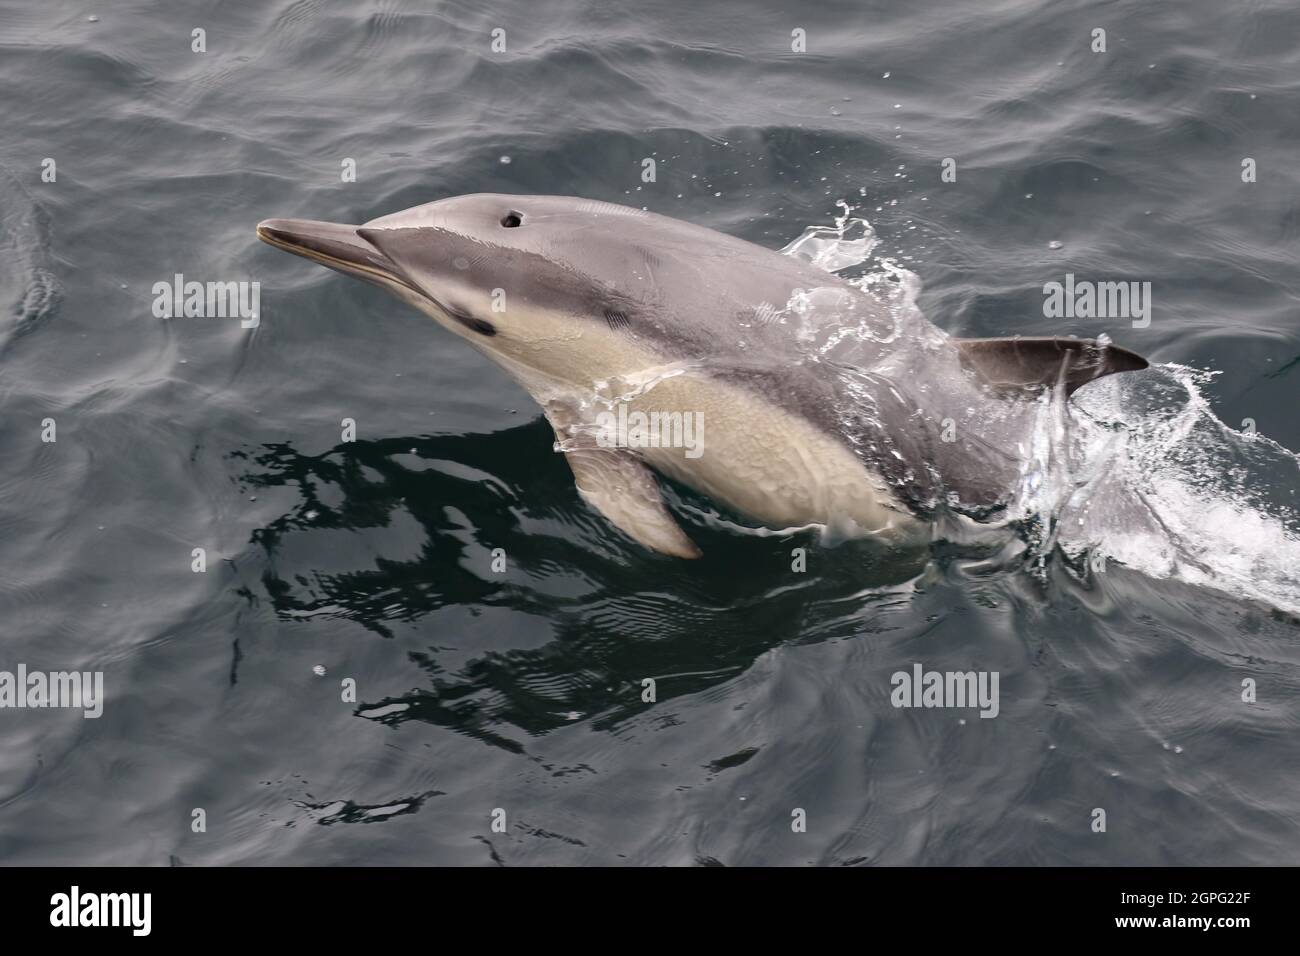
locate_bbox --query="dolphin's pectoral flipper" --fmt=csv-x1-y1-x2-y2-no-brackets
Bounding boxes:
564,445,703,558
954,336,1148,397
544,403,702,559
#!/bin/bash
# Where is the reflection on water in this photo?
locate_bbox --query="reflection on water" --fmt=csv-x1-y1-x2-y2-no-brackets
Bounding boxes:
239,420,928,749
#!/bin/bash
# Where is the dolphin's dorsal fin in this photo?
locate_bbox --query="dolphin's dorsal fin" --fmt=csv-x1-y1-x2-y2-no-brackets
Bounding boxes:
954,336,1148,396
544,402,701,558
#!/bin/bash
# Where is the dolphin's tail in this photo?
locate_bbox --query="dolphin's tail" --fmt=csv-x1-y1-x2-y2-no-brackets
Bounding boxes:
953,336,1149,397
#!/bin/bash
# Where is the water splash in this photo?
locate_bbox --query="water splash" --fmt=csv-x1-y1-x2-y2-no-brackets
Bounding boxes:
786,204,1300,615
776,201,940,357
548,361,699,451
781,200,882,272
1059,366,1300,613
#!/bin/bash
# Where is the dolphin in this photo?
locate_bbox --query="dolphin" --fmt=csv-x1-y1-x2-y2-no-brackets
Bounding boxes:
257,194,1147,558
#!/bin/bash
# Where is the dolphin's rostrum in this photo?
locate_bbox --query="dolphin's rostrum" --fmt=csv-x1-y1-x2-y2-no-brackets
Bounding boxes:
257,195,1148,557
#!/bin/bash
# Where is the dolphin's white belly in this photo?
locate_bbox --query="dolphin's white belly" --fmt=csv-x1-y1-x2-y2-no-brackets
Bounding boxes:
474,305,923,545
622,372,921,539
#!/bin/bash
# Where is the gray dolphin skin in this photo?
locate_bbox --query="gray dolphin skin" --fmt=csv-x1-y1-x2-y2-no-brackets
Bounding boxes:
257,195,1148,557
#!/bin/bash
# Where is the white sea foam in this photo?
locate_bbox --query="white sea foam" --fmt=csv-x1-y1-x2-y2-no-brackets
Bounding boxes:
787,206,1300,614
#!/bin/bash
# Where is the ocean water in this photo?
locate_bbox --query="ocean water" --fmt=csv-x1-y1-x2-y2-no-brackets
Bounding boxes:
1,0,1298,865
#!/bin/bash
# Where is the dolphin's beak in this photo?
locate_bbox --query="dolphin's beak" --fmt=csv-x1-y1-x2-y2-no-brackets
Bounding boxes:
256,218,416,292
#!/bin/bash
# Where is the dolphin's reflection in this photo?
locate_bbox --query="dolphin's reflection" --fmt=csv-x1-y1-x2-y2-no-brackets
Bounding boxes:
238,417,929,750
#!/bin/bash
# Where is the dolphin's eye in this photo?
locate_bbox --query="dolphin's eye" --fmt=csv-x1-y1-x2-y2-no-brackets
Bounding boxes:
500,212,523,228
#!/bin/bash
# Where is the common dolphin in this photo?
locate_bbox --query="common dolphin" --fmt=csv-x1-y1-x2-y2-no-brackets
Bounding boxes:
257,194,1147,557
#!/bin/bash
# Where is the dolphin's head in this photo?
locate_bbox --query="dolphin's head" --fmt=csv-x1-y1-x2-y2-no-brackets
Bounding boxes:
258,194,695,388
